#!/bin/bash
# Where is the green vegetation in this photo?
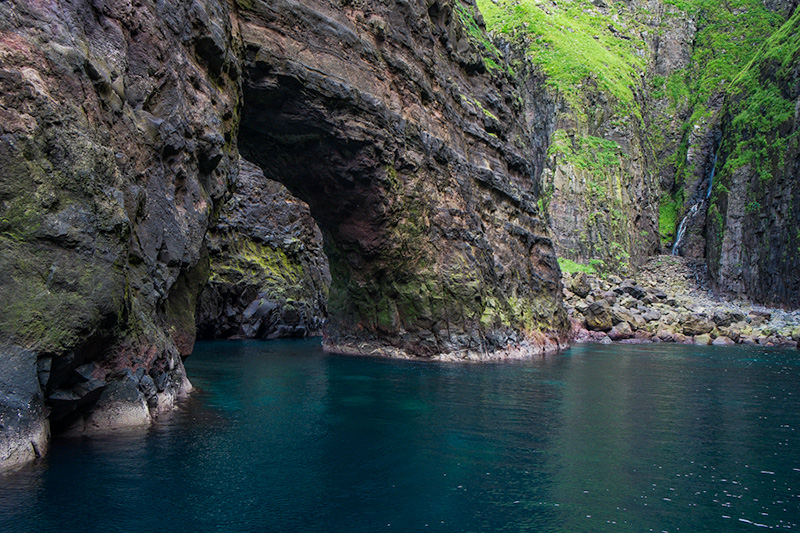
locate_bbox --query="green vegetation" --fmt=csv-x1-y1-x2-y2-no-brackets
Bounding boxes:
558,257,596,275
667,0,786,189
722,7,800,180
476,0,649,270
677,0,784,122
454,0,509,74
548,131,622,174
477,0,647,113
658,193,680,246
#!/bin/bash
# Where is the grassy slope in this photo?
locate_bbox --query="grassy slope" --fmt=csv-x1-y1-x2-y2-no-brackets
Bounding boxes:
722,7,800,180
477,0,647,114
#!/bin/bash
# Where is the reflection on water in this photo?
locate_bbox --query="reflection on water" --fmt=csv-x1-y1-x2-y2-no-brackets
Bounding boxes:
1,341,799,531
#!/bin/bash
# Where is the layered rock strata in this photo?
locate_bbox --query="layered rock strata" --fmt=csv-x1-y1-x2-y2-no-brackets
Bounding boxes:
0,0,239,460
236,0,569,359
0,0,569,469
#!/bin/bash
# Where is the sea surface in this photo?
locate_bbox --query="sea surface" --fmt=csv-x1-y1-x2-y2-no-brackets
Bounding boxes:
1,340,799,531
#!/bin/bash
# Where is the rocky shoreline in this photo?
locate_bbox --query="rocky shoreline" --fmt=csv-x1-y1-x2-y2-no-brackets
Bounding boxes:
565,256,800,349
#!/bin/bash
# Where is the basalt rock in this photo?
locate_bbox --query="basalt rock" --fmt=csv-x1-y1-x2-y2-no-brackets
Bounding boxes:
707,8,800,307
585,300,614,332
681,314,714,336
0,0,570,468
196,158,330,340
0,0,240,464
236,0,569,359
563,256,800,348
0,345,49,470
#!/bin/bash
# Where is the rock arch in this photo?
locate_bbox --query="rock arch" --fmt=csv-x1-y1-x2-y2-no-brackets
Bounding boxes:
236,0,568,359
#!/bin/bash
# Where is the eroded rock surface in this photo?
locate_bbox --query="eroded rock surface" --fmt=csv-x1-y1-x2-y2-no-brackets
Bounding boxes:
0,0,569,468
0,346,48,469
197,158,330,340
707,9,800,307
237,0,569,359
0,0,240,457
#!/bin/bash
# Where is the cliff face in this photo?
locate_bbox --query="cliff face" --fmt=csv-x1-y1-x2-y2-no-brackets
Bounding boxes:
708,9,800,306
3,0,796,471
0,0,568,468
0,0,241,462
236,0,569,359
479,0,666,274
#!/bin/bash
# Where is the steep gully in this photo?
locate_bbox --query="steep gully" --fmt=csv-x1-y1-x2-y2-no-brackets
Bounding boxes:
671,151,717,256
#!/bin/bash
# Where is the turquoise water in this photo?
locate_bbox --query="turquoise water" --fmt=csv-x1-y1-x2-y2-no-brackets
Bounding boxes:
1,340,799,531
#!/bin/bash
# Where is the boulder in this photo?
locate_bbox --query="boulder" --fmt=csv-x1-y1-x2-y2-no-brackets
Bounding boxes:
657,330,676,342
568,272,592,298
694,334,712,345
712,310,733,327
651,289,668,300
608,322,634,340
611,305,636,326
712,336,735,346
642,309,662,322
65,378,152,435
585,300,614,331
0,345,49,470
681,314,714,336
617,279,647,300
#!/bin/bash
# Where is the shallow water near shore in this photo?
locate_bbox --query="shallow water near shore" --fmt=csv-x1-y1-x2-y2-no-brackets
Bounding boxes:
2,340,799,531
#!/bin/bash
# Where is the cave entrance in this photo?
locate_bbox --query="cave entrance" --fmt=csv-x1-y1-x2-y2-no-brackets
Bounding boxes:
222,19,569,360
233,67,402,353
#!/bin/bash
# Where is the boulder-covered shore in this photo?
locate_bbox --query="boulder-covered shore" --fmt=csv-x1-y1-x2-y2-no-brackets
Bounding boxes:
566,256,800,348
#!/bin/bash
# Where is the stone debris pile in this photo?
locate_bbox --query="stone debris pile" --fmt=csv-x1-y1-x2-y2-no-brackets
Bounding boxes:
564,256,800,348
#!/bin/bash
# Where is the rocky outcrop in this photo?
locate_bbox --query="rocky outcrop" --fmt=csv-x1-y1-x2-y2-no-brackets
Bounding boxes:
651,0,794,277
197,158,330,340
0,0,570,468
0,0,240,455
236,0,569,359
0,345,48,469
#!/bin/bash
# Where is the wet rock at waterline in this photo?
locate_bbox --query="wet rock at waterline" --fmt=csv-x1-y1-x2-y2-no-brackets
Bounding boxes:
0,0,237,466
0,346,49,470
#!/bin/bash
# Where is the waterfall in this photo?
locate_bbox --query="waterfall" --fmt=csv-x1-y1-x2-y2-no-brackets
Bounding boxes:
706,152,718,198
671,202,700,256
672,149,718,256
